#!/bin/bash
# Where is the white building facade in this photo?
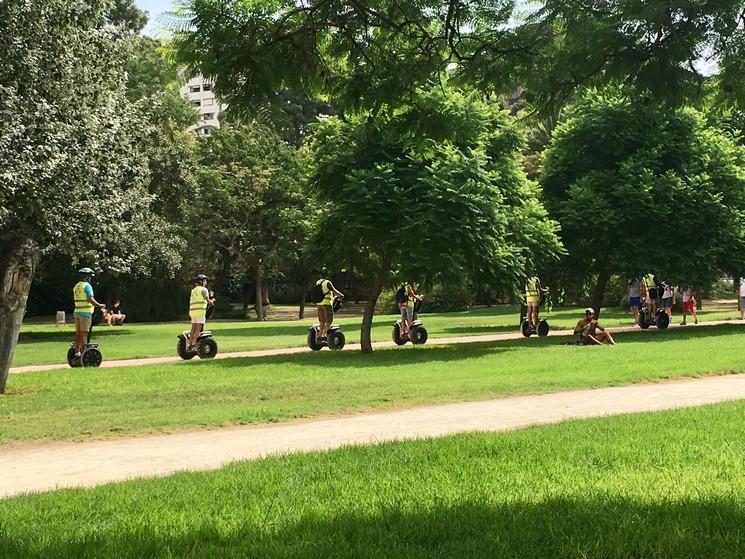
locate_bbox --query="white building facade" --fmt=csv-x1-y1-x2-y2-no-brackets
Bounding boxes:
180,76,226,136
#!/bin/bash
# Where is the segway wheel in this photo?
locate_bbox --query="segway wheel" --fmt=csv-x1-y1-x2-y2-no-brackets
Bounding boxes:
197,338,218,359
81,347,102,368
177,337,196,360
67,347,81,368
655,311,670,329
638,310,650,329
328,330,346,351
411,326,428,345
307,330,322,351
392,323,406,346
521,320,532,337
537,320,550,337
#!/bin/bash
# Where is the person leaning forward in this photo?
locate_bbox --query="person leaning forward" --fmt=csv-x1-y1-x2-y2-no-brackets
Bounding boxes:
316,278,344,340
72,267,105,358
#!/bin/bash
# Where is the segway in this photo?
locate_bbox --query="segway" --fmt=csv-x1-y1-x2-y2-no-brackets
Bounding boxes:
67,307,104,368
637,299,670,329
519,289,550,337
308,298,346,351
177,297,218,360
393,298,428,345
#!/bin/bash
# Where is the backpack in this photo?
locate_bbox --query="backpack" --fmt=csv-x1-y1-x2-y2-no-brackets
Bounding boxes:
310,282,325,304
395,286,408,305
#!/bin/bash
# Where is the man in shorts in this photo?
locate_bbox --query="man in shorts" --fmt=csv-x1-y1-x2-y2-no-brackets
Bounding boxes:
316,278,344,340
188,274,215,349
574,307,616,345
627,277,642,325
72,268,106,358
524,275,543,329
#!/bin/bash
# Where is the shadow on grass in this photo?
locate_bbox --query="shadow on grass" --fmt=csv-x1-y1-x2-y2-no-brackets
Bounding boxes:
17,328,132,343
5,498,742,558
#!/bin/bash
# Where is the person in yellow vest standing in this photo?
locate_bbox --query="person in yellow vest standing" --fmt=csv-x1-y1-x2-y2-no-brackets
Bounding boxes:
316,278,344,340
72,268,105,359
525,275,543,330
188,274,215,349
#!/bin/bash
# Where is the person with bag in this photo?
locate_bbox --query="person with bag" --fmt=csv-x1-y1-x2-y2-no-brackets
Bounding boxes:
396,282,420,338
315,278,344,340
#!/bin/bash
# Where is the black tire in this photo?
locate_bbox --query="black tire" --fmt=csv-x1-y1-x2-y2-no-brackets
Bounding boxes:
411,326,428,345
67,347,81,368
537,320,550,337
328,330,346,350
655,311,670,329
81,347,102,368
638,310,650,329
197,338,218,359
392,323,406,346
307,330,322,351
177,337,196,360
519,303,527,326
521,320,532,337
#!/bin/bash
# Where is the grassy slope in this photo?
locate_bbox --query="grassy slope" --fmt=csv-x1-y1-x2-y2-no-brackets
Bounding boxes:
11,302,741,367
2,325,744,443
2,400,745,558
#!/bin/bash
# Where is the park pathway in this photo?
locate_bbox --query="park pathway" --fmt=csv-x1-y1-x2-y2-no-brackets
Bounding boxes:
2,373,745,498
9,319,745,375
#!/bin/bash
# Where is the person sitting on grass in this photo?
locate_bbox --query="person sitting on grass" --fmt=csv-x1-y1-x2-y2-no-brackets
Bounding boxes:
574,307,616,345
106,299,126,326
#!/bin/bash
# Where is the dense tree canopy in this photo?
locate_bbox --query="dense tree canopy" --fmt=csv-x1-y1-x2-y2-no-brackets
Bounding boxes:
308,86,562,350
541,89,745,314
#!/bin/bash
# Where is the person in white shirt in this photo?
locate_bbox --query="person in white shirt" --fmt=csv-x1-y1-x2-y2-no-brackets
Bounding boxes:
739,277,745,320
660,281,674,319
678,286,698,325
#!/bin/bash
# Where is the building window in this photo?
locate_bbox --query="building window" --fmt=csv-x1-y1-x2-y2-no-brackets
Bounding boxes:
203,83,212,91
192,100,201,107
202,113,214,120
203,98,214,106
189,85,201,93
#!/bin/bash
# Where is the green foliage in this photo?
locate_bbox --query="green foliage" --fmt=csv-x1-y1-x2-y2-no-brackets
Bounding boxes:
541,89,745,298
309,86,562,296
124,36,182,102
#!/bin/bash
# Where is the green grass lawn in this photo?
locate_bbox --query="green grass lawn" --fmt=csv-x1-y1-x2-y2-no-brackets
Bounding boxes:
3,325,745,444
2,400,745,558
11,301,742,367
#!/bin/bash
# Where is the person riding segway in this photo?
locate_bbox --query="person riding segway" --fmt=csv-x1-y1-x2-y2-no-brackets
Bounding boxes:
68,267,106,368
177,274,218,360
308,278,346,351
392,283,428,345
637,274,670,329
520,276,550,337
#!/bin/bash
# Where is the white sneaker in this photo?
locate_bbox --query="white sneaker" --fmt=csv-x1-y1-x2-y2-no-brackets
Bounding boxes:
74,352,81,357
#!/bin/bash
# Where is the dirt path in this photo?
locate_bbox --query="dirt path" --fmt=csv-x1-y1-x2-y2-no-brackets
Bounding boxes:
2,374,745,499
10,319,745,375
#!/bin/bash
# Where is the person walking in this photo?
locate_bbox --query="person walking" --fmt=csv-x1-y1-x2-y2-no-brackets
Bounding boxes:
72,268,105,359
188,274,215,350
627,276,642,325
679,286,699,325
316,278,344,340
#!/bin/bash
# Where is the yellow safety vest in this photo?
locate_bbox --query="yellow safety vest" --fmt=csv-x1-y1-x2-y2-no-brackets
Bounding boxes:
525,277,539,299
189,285,207,318
73,281,94,315
317,279,333,306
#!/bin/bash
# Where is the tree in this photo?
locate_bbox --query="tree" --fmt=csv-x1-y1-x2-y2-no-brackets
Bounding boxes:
188,122,306,320
0,1,183,392
124,36,182,102
308,86,563,351
541,89,745,315
174,0,745,115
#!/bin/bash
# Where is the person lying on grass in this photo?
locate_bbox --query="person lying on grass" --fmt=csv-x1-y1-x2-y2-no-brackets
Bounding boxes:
573,307,616,345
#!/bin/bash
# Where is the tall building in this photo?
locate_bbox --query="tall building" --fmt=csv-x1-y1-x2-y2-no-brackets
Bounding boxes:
180,76,226,136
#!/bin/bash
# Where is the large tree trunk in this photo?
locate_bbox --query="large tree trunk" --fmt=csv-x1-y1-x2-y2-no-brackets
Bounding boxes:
360,273,386,353
255,265,266,321
0,236,40,393
590,271,611,320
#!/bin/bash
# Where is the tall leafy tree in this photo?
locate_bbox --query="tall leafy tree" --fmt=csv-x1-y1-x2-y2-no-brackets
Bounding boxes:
308,86,562,351
541,89,745,315
0,0,183,392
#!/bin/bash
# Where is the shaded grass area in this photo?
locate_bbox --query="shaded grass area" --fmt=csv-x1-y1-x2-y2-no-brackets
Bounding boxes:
11,301,742,367
2,325,744,444
2,400,745,558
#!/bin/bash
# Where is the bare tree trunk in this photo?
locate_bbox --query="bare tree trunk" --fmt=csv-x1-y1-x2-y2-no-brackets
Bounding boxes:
255,265,266,321
299,289,306,320
0,236,40,393
590,271,610,320
360,274,386,353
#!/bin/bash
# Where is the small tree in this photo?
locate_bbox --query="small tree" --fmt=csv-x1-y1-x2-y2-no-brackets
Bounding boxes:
541,89,745,314
308,86,563,351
